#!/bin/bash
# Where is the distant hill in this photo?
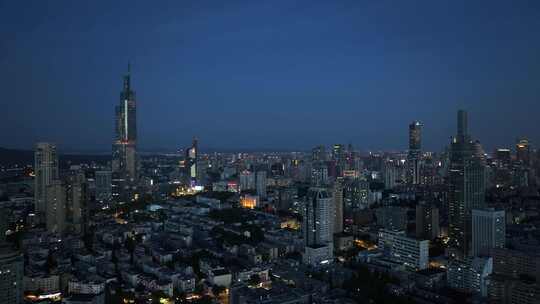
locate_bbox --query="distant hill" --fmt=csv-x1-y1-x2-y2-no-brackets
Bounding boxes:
0,147,110,167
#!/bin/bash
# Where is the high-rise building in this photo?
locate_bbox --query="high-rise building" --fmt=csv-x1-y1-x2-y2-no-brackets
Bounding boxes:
312,145,327,162
34,143,58,215
471,208,505,256
256,171,267,200
67,173,88,235
448,256,493,297
448,110,486,257
0,243,23,304
302,187,334,266
516,138,530,167
186,138,198,183
407,121,422,185
46,180,66,235
239,170,255,191
375,206,408,231
311,162,329,186
416,202,440,240
378,229,429,270
333,179,344,234
112,64,138,185
95,170,112,201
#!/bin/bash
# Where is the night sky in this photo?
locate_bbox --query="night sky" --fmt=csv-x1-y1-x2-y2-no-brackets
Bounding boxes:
1,0,539,152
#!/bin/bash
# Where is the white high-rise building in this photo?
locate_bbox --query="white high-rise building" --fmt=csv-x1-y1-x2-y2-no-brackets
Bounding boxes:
34,143,58,215
302,187,334,266
472,208,505,256
378,229,429,270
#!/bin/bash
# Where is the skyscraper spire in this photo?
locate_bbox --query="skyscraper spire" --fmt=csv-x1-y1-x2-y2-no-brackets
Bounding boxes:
124,62,131,91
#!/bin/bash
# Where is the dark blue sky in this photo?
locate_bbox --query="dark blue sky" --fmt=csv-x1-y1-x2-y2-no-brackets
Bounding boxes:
1,0,539,152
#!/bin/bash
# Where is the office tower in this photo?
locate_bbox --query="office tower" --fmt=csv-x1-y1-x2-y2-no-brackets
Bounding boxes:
95,170,112,201
186,138,198,183
516,138,530,166
256,171,267,200
46,180,66,234
311,162,329,186
448,110,486,257
407,121,422,185
0,243,23,304
471,208,505,256
312,145,327,162
67,173,88,235
344,179,372,210
448,256,493,297
112,64,138,184
416,202,440,240
375,206,408,231
383,159,405,189
488,248,540,304
332,144,345,176
302,187,334,266
239,170,255,191
333,179,344,234
378,229,429,270
495,148,512,169
34,143,59,215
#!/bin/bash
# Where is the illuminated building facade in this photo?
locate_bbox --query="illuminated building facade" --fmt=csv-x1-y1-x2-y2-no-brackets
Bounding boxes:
34,143,58,215
302,187,334,266
240,195,259,209
407,121,422,185
186,138,198,183
112,64,138,186
515,138,530,166
471,208,505,256
46,180,66,234
448,110,486,258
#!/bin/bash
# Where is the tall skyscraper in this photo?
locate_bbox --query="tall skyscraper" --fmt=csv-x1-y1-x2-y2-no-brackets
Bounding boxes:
472,208,505,256
333,179,344,234
448,110,486,257
515,138,530,166
302,187,334,266
46,180,66,234
407,121,422,185
186,137,198,184
0,243,23,304
34,143,59,215
112,64,138,184
67,173,88,235
312,145,327,162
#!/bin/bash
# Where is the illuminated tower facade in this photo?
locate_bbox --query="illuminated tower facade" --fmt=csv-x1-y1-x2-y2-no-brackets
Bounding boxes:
407,121,422,185
448,110,486,258
34,143,59,215
186,138,198,184
112,64,138,184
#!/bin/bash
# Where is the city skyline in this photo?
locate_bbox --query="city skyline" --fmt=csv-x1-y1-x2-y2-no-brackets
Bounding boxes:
2,1,540,152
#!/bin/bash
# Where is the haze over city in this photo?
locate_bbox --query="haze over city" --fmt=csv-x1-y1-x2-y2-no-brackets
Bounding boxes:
1,2,540,304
